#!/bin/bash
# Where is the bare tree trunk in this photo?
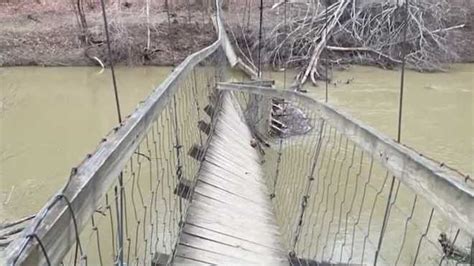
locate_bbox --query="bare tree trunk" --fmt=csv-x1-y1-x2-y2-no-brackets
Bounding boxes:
186,0,191,22
146,0,150,50
165,0,175,62
71,0,89,44
299,0,350,85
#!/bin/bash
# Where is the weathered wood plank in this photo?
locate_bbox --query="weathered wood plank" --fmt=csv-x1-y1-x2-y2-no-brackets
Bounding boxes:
173,255,212,265
179,234,287,265
182,215,282,248
211,15,259,79
199,165,265,188
194,181,273,209
174,178,193,199
232,80,275,87
198,120,211,135
196,176,269,203
176,244,255,264
201,160,264,186
179,233,274,262
182,224,285,254
188,144,206,161
175,92,287,264
236,58,259,79
189,193,277,226
200,163,266,187
204,104,215,117
204,150,262,174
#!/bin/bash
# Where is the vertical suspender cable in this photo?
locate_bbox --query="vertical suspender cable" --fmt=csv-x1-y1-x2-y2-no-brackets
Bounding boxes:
257,0,264,78
165,0,173,62
99,0,124,265
471,239,474,265
283,0,287,89
99,0,122,124
396,0,409,143
246,0,251,32
324,1,329,103
374,0,409,264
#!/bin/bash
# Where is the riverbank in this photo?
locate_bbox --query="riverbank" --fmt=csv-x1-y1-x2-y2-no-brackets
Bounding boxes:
1,0,473,67
0,1,216,66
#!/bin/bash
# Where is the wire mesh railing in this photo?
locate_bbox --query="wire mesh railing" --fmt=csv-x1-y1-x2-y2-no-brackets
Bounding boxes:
67,65,222,266
4,1,237,264
220,83,474,266
7,61,224,266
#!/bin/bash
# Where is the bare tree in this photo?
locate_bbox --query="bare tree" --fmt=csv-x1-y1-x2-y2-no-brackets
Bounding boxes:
146,0,151,50
228,0,467,85
266,0,466,85
71,0,89,44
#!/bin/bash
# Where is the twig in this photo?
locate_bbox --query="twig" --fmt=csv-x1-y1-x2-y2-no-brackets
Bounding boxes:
92,56,105,69
326,45,402,63
0,214,35,230
431,24,465,34
3,185,14,205
0,224,27,239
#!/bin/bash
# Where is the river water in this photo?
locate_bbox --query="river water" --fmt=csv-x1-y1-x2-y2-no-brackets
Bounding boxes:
0,64,472,262
266,64,473,174
265,64,473,264
0,67,172,221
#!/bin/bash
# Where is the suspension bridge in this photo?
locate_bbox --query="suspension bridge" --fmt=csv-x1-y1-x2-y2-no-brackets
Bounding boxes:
3,0,474,265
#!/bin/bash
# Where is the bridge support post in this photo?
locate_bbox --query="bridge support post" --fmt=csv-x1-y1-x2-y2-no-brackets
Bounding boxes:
198,120,211,135
151,252,170,266
174,178,193,200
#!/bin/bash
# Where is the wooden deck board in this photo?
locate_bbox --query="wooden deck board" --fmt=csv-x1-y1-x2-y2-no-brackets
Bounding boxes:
174,255,212,265
198,167,266,193
182,224,285,254
174,92,287,265
195,180,272,207
187,196,279,232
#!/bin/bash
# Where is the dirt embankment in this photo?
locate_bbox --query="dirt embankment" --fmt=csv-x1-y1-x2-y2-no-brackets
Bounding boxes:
0,1,216,66
0,0,473,67
450,0,474,62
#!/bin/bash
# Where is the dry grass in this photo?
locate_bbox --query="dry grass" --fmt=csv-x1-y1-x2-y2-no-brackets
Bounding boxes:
0,0,217,66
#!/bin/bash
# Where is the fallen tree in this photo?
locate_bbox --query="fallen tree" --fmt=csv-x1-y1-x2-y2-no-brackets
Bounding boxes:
228,0,468,86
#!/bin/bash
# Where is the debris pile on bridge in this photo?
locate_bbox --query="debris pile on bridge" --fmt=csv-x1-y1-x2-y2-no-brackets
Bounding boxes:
270,98,311,138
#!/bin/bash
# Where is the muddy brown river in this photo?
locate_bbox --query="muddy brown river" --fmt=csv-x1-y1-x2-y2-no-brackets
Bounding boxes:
0,64,472,263
266,64,473,174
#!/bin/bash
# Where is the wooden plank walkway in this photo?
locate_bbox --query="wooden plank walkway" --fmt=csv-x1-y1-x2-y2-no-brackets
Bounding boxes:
174,92,288,265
